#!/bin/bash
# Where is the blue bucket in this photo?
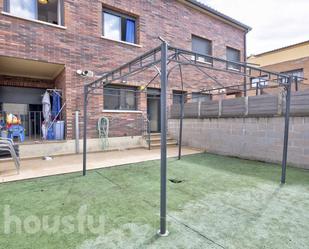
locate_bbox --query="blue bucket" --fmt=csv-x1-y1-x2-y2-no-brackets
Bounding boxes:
47,126,55,140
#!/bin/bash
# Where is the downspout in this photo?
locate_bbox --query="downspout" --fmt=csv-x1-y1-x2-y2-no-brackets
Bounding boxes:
243,31,248,97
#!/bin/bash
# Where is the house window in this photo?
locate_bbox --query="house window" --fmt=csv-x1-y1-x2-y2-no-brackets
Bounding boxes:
173,90,186,104
103,9,136,44
227,47,241,71
192,35,212,64
251,75,269,88
282,68,304,78
279,68,304,84
4,0,64,26
104,85,137,110
282,69,304,80
192,92,212,102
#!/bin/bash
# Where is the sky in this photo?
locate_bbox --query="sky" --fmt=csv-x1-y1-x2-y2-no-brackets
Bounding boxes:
199,0,309,55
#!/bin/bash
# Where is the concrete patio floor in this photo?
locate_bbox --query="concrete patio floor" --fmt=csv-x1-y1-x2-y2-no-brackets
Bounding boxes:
0,146,201,183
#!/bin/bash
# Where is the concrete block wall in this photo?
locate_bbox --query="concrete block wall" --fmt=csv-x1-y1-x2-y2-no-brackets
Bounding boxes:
168,117,309,169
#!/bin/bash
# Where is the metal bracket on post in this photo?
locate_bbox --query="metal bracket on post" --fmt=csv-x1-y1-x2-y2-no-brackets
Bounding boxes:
281,76,292,184
158,40,169,237
82,85,88,176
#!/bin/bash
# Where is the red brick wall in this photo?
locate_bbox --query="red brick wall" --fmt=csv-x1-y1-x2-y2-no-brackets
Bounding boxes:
0,0,246,139
102,112,144,137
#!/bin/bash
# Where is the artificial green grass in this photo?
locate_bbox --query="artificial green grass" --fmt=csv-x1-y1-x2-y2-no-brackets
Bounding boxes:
0,153,308,249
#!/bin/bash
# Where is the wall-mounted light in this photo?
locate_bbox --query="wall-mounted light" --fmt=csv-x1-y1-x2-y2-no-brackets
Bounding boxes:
76,69,94,77
38,0,49,4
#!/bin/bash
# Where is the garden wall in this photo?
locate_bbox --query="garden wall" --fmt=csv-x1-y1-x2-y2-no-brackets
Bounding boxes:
168,92,309,169
170,91,309,119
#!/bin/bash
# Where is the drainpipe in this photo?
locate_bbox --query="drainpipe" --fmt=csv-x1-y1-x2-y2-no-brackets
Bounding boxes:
243,31,248,97
75,110,80,154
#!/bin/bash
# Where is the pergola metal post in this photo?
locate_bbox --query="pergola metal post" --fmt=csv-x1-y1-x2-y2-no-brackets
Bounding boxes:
295,77,298,91
158,41,169,236
82,85,88,176
178,63,184,160
256,82,259,96
178,93,184,160
281,75,293,184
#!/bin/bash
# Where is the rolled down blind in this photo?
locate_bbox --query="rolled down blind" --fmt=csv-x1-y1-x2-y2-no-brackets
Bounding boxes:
192,36,211,55
125,19,135,43
227,47,240,62
0,86,45,105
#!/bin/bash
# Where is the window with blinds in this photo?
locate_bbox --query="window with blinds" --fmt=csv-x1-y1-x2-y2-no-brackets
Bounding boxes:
227,47,241,71
192,35,213,64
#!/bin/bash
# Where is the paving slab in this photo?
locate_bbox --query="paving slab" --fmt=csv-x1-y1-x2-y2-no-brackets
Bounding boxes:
0,147,201,183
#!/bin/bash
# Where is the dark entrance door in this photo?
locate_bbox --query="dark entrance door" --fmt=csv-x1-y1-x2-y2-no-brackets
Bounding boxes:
147,88,160,133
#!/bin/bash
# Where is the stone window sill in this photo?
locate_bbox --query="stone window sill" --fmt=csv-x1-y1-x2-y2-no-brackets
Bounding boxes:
227,66,241,72
101,36,142,48
1,12,67,30
190,57,213,65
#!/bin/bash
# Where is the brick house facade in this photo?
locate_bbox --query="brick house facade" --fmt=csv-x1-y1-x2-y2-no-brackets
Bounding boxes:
247,40,309,95
0,0,249,140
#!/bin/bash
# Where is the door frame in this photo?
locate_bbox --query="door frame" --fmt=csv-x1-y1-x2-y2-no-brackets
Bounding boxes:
147,88,161,133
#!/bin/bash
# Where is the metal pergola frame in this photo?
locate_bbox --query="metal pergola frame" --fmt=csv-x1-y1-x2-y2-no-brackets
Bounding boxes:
82,40,304,236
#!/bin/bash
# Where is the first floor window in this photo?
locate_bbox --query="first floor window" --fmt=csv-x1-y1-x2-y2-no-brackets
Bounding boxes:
4,0,63,25
227,47,241,71
8,0,36,19
192,35,212,64
104,85,137,110
251,75,268,88
103,9,136,44
192,92,212,102
280,69,304,83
